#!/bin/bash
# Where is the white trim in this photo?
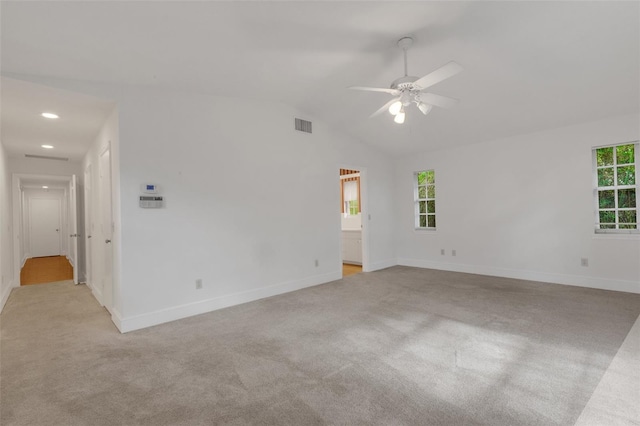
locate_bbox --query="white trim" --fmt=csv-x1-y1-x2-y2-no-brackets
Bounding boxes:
0,279,13,313
592,233,640,240
397,258,640,294
88,280,104,307
110,308,124,332
340,173,360,180
592,141,639,232
116,271,342,333
366,258,397,272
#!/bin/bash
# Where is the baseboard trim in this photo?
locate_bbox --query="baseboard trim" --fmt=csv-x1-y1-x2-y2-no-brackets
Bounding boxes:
110,308,124,333
397,258,640,294
366,258,397,272
118,270,343,333
0,280,14,313
87,281,104,307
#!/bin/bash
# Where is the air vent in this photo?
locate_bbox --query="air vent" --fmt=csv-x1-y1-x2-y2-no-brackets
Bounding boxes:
25,154,69,161
294,118,312,134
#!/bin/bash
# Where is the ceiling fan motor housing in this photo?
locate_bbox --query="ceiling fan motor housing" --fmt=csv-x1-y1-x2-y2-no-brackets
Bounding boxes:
391,76,422,105
391,75,419,91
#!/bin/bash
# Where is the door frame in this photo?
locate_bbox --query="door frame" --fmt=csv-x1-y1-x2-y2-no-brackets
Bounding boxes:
338,165,369,275
11,173,79,288
98,142,114,313
84,164,93,288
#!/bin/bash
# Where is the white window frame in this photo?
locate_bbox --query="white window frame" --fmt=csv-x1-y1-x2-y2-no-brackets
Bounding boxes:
593,141,639,234
414,170,436,230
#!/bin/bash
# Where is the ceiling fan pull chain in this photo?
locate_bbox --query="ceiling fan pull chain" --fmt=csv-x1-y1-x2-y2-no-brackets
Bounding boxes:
403,47,408,77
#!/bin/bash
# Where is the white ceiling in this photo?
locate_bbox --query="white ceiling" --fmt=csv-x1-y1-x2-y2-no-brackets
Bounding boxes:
1,77,115,161
1,1,638,158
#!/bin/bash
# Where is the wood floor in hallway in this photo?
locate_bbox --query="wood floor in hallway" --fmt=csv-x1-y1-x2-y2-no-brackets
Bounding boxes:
20,256,73,286
342,263,362,277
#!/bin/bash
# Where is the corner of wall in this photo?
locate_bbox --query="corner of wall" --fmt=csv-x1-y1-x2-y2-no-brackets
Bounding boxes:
0,279,13,313
366,258,398,272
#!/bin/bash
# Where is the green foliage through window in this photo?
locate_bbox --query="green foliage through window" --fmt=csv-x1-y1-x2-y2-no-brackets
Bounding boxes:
594,143,638,232
416,170,436,229
348,200,359,216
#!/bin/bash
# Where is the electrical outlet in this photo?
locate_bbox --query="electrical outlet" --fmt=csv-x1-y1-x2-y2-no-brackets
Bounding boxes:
315,259,319,267
440,249,445,255
195,279,203,289
581,258,589,267
452,249,457,257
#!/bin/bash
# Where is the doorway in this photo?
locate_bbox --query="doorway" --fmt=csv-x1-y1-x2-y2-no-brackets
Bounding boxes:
340,168,364,277
12,174,80,287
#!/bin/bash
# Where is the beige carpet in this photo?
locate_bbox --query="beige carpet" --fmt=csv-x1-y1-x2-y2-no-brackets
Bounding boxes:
1,267,639,425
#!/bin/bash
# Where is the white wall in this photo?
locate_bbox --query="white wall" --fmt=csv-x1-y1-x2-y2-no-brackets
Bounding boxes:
395,114,640,293
0,141,14,312
114,86,396,331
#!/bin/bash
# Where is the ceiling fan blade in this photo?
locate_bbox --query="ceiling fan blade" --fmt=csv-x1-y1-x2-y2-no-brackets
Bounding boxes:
349,86,399,96
418,93,460,109
414,61,463,90
370,97,400,118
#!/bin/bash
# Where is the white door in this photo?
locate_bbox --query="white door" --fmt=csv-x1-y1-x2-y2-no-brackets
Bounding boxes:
30,198,61,257
69,175,79,284
99,144,113,312
84,165,93,287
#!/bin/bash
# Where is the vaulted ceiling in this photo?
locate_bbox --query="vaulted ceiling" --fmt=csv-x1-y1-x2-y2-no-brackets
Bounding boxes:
1,1,638,159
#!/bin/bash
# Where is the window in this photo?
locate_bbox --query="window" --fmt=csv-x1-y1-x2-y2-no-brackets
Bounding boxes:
415,170,436,229
346,199,359,216
594,142,639,233
340,170,360,217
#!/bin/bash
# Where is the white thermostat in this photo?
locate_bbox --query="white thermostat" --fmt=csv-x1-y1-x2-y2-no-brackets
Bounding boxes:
142,183,158,194
139,196,164,208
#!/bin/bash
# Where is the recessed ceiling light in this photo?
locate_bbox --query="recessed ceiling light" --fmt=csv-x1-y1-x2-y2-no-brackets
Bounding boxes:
41,112,59,119
41,144,54,149
42,186,48,189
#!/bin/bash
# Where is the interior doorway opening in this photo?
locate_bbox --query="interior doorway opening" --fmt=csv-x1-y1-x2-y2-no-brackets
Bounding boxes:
12,173,81,287
340,168,364,277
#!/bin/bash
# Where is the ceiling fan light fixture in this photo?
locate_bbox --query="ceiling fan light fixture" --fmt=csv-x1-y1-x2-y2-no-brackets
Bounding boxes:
417,102,433,115
388,101,402,115
350,36,462,123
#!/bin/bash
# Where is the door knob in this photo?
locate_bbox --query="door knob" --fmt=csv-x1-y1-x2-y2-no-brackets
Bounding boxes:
105,239,111,244
88,235,92,239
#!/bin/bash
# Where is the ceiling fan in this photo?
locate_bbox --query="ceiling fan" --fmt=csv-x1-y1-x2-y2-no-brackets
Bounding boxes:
349,37,463,124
